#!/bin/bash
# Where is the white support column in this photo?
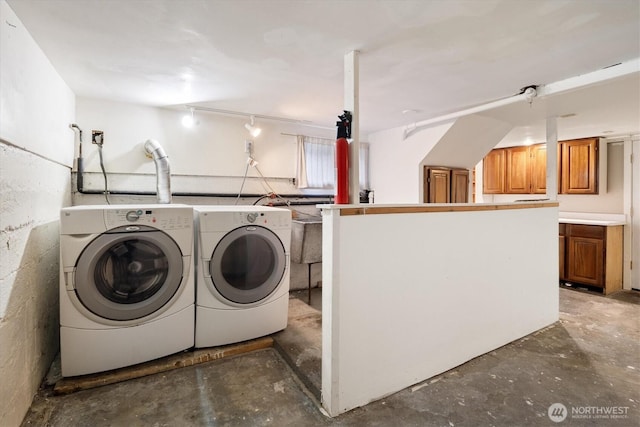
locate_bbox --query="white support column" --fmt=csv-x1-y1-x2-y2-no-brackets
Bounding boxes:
546,117,558,201
344,50,360,204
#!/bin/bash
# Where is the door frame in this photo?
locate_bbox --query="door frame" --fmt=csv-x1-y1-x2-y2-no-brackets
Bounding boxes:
628,138,639,289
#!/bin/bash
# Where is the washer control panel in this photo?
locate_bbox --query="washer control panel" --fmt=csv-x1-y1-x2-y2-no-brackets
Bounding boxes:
105,208,192,230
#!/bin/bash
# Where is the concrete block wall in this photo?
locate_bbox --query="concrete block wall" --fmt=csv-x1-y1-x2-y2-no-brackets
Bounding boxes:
0,2,75,425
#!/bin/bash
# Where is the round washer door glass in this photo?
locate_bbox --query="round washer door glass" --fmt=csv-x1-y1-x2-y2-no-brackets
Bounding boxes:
74,226,184,321
210,226,286,304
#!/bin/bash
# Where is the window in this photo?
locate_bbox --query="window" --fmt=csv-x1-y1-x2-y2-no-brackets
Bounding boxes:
296,135,369,190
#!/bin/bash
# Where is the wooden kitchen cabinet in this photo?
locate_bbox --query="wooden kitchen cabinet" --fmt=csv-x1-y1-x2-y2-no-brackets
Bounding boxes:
559,223,566,282
482,148,505,194
423,166,469,203
529,144,547,194
505,146,530,193
561,138,599,194
562,223,622,294
483,137,599,195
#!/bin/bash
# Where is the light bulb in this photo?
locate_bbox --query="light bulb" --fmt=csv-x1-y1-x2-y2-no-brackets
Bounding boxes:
182,108,195,128
245,115,261,137
245,123,261,137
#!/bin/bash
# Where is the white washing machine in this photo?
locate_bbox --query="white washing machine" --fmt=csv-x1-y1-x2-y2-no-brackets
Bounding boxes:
59,204,195,377
194,206,291,348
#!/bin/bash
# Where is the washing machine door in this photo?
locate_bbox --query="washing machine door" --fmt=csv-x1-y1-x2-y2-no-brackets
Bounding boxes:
74,225,184,321
210,225,286,304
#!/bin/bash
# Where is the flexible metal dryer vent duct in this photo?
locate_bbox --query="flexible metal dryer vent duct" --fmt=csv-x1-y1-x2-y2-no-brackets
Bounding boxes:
144,139,172,204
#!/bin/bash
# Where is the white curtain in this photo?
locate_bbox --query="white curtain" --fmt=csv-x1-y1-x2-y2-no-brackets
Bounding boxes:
296,135,369,190
296,135,309,188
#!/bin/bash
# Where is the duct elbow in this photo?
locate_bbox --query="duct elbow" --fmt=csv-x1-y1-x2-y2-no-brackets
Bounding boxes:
144,139,168,160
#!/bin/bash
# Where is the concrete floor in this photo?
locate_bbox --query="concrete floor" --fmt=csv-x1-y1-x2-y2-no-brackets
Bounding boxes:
21,287,639,426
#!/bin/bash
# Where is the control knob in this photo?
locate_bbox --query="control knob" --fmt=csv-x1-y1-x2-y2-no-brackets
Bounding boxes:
126,210,142,222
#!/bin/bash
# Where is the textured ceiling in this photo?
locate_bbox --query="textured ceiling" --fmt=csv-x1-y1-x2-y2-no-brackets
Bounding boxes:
6,0,640,137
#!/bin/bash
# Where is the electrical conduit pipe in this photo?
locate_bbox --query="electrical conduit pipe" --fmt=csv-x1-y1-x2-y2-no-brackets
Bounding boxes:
144,139,172,204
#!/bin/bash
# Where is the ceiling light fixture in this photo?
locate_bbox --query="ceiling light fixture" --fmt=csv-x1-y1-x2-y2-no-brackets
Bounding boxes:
244,115,262,138
181,107,195,128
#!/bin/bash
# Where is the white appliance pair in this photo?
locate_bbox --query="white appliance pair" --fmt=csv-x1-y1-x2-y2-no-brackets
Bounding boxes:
59,204,290,377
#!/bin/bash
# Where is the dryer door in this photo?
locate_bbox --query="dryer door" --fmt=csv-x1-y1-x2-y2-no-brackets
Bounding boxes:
74,226,184,321
210,226,286,304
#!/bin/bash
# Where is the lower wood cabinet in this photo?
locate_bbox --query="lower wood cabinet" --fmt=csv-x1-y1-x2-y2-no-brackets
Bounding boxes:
559,223,566,282
559,223,623,294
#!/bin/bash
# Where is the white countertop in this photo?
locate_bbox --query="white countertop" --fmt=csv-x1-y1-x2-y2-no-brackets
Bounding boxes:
558,218,626,226
558,211,626,226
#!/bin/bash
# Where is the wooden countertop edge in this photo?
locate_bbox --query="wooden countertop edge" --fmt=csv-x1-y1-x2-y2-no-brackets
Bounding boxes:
338,202,559,216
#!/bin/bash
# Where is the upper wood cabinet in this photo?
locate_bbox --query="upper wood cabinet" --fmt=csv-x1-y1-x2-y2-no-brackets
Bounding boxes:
423,166,469,203
482,138,599,195
505,146,530,193
482,149,505,194
561,138,598,194
529,144,548,194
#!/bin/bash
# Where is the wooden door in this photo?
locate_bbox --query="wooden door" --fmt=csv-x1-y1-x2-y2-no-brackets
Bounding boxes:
561,138,598,194
451,169,469,203
505,146,530,193
530,144,547,194
428,168,451,203
483,149,505,194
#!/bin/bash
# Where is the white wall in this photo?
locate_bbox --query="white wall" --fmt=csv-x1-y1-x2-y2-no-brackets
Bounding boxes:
321,204,559,416
74,98,336,204
0,2,75,425
367,123,452,204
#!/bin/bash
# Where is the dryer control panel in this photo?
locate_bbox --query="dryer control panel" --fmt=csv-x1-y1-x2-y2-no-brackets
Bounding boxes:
233,211,290,228
105,208,192,230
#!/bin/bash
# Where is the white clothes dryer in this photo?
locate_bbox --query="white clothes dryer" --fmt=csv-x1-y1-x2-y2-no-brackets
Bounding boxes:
194,206,291,348
59,204,194,377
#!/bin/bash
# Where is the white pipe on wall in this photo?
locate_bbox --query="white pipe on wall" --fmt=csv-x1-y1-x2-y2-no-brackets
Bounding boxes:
403,87,536,140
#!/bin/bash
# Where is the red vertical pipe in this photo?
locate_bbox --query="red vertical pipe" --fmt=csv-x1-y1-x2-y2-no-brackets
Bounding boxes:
335,137,349,204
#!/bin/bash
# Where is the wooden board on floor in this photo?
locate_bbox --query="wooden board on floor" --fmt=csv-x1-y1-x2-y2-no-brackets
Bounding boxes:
54,337,273,395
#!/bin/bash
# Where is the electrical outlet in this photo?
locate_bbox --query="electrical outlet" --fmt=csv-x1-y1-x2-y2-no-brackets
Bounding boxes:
245,140,253,154
92,130,104,145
